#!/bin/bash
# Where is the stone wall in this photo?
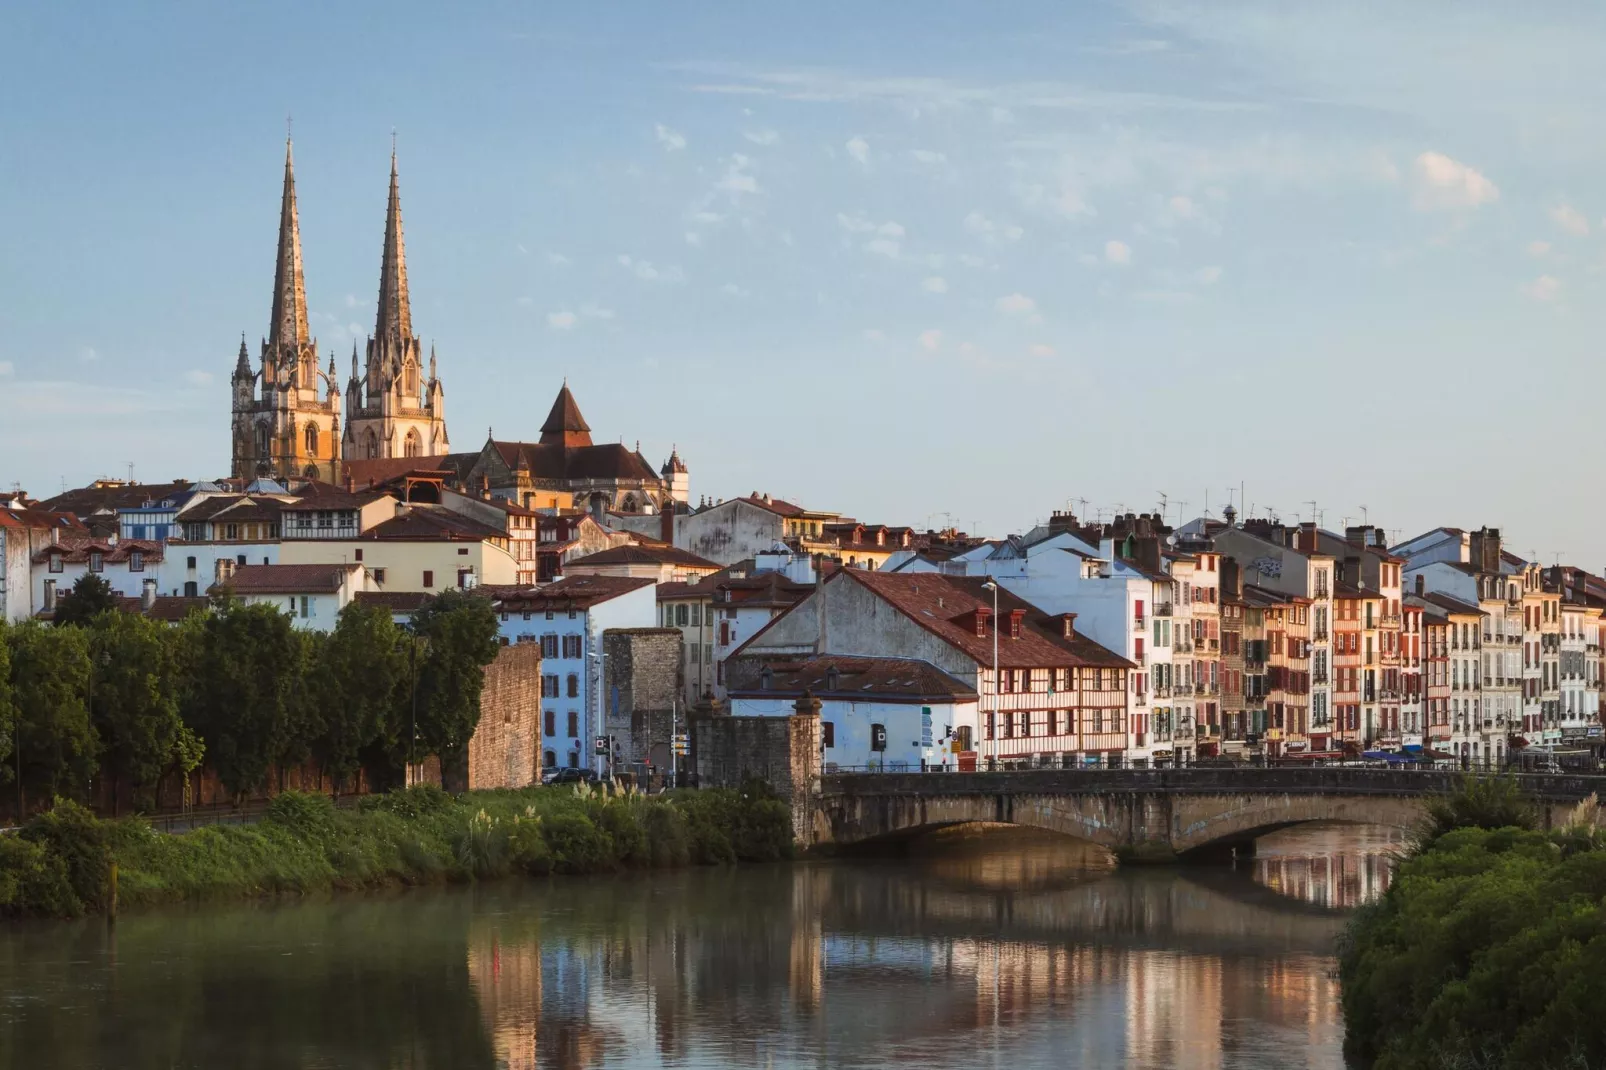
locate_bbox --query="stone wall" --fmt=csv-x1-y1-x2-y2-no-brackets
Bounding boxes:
603,627,682,771
462,642,543,791
692,694,821,842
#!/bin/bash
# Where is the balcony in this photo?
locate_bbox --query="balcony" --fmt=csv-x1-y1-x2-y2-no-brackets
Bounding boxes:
1133,652,1147,667
1154,602,1173,617
1313,629,1329,641
1132,616,1146,631
1207,639,1220,652
1312,672,1329,684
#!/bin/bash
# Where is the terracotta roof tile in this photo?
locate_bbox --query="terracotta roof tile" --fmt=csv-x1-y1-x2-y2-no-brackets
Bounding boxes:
727,654,977,701
491,575,654,611
212,563,361,595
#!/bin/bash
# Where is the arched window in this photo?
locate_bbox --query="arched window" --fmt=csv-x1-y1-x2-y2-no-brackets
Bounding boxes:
303,464,320,479
404,429,422,458
255,424,271,458
404,361,418,397
304,423,319,456
364,429,379,459
621,494,638,513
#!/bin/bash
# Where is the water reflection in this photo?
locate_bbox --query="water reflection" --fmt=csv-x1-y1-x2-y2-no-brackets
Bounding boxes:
0,825,1395,1070
1250,822,1402,909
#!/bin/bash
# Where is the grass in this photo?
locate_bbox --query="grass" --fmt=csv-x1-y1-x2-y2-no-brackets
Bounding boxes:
0,783,795,920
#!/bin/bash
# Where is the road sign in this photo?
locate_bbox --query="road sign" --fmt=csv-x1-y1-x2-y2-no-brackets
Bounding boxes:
594,735,609,754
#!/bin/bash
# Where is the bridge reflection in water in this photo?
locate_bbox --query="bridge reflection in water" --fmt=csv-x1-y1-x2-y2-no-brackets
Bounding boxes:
0,825,1395,1070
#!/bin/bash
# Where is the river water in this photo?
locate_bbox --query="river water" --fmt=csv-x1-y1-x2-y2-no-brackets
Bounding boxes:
0,823,1400,1070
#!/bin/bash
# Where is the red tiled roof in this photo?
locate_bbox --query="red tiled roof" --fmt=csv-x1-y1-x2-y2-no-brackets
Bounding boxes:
340,457,454,489
491,575,654,611
31,537,163,565
734,495,806,518
566,544,720,570
354,590,438,613
727,655,977,701
40,480,194,517
212,563,361,595
362,506,503,541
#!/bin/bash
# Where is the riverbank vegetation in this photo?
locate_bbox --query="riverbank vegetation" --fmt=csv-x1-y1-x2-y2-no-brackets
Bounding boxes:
0,782,794,920
1339,777,1606,1069
0,576,500,815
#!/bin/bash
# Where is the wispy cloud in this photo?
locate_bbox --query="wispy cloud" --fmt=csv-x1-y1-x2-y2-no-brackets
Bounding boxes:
1105,240,1133,265
0,361,12,377
547,311,577,329
654,123,687,151
618,254,687,283
922,276,948,293
837,212,905,257
670,61,1262,114
995,293,1036,315
183,370,212,386
1410,151,1499,211
918,329,942,352
846,136,871,165
1523,275,1562,302
963,210,1023,244
742,128,779,145
1196,265,1223,284
1550,203,1590,235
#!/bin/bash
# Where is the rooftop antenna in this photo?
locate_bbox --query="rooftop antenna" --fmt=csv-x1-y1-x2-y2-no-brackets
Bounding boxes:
1074,497,1090,517
1305,500,1320,527
127,461,135,483
1360,504,1370,527
1173,499,1189,525
1157,492,1168,517
1203,489,1210,518
1390,527,1403,547
1225,486,1237,513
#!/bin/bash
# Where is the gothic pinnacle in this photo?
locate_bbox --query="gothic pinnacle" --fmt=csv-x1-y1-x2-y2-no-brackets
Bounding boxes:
268,135,311,353
373,143,411,347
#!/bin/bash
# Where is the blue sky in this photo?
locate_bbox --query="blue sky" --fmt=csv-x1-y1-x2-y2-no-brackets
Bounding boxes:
4,2,1606,559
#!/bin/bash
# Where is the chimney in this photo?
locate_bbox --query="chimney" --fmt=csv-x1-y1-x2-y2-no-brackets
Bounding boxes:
1415,574,1425,596
814,568,827,654
1055,612,1077,639
660,503,675,545
142,578,157,611
1007,608,1026,639
43,579,56,612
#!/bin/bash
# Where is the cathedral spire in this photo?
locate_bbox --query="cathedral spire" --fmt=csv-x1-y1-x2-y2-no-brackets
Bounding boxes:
235,333,251,378
373,144,412,348
268,136,311,353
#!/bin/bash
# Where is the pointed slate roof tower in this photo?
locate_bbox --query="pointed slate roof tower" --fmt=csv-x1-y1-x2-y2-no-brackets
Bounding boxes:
268,137,311,356
539,382,594,447
372,146,411,362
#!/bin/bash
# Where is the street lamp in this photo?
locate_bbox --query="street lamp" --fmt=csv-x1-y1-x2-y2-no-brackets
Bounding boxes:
983,579,999,772
588,649,605,779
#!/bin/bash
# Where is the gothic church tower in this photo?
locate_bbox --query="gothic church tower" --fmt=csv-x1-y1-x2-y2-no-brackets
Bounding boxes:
342,149,449,463
230,137,342,482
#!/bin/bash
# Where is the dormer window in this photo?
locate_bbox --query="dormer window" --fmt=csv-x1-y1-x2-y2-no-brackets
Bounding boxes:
129,551,144,572
89,551,104,573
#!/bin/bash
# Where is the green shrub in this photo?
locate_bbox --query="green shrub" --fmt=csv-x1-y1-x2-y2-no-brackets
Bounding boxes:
593,801,648,867
0,835,81,918
507,817,552,875
1420,774,1538,845
264,790,338,839
542,812,612,873
641,802,691,868
365,784,451,820
21,798,111,913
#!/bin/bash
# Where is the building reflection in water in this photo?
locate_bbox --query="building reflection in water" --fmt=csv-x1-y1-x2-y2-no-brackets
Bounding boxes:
448,823,1389,1070
1251,821,1401,909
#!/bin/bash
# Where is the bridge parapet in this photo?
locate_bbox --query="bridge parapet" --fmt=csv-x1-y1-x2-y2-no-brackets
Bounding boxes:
812,768,1605,859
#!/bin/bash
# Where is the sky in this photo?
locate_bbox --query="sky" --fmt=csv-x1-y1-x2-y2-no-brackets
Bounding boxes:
4,1,1606,562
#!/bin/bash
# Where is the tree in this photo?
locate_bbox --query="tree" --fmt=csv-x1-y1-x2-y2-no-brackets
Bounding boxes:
0,622,14,809
310,602,404,792
52,573,120,628
180,599,302,799
406,591,499,775
5,623,97,809
86,612,197,812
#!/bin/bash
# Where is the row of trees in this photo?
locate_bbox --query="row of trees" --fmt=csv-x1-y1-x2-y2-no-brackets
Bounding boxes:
0,574,501,814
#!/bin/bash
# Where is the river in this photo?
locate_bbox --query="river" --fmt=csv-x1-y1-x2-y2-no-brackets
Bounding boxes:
0,822,1400,1069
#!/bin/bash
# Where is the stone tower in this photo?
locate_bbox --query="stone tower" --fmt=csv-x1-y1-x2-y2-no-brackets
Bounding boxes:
342,148,449,464
661,446,689,505
230,137,342,482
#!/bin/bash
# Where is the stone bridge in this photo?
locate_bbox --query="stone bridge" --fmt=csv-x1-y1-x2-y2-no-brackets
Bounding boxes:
810,768,1606,860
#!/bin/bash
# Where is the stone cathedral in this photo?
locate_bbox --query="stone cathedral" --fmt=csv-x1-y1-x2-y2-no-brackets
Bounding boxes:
230,139,449,482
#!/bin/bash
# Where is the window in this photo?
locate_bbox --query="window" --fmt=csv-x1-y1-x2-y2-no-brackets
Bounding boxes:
236,554,247,567
129,551,144,572
541,635,559,658
355,549,363,562
566,674,579,698
89,551,104,573
373,568,386,584
422,570,434,588
300,596,310,618
305,424,319,456
562,635,582,658
48,555,62,574
458,547,468,556
566,711,579,737
187,556,197,570
691,604,702,627
542,675,559,697
544,749,556,768
822,721,835,748
544,711,555,737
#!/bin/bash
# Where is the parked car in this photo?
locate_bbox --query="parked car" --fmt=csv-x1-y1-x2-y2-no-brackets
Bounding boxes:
542,767,598,786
